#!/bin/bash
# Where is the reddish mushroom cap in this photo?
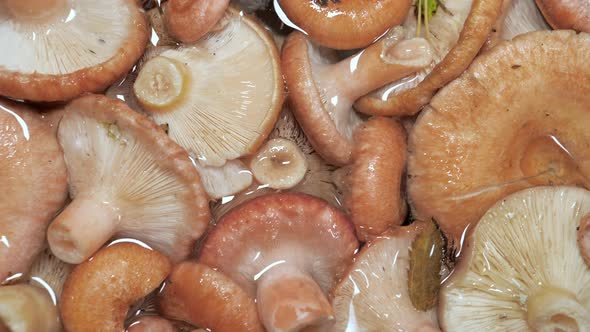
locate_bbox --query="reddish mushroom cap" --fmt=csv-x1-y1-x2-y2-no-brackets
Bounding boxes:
535,0,590,32
163,0,231,43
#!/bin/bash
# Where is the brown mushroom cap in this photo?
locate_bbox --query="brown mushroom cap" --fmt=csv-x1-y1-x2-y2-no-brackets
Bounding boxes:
282,29,432,165
276,0,412,50
158,262,264,331
535,0,590,32
347,117,408,241
60,242,172,332
355,0,503,117
199,193,358,331
47,94,210,264
163,0,231,43
0,0,148,102
0,99,68,282
408,30,590,246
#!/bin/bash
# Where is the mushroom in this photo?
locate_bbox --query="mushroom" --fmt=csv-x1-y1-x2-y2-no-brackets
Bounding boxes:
535,0,590,32
0,99,68,282
27,248,72,302
0,0,149,102
60,241,172,332
329,224,440,331
579,215,590,267
132,7,284,167
440,186,590,330
276,0,412,50
408,30,590,247
0,284,60,332
127,316,176,332
163,0,230,43
199,193,359,331
47,94,210,264
194,159,253,200
282,27,432,165
345,117,408,241
354,0,504,117
158,262,264,331
250,138,308,190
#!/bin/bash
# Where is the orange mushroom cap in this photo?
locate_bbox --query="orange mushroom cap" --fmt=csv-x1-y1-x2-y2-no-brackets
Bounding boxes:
163,0,231,43
535,0,590,32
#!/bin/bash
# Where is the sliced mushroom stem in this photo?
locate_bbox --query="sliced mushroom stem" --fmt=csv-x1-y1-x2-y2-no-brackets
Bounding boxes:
257,265,333,331
133,56,188,113
526,287,590,331
48,198,118,264
0,284,60,332
5,0,67,21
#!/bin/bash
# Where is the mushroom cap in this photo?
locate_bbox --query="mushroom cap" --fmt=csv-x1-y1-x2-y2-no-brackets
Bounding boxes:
330,224,439,331
194,159,253,200
579,214,590,267
158,262,264,332
535,0,590,32
347,117,408,241
27,248,73,302
0,0,149,102
163,0,231,43
199,192,358,296
440,186,590,330
355,0,503,117
48,94,210,263
0,99,67,281
60,242,172,332
276,0,412,50
408,30,590,245
134,7,283,167
0,284,60,332
127,315,176,332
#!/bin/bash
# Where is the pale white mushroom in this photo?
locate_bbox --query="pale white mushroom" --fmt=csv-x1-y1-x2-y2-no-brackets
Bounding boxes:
194,159,253,200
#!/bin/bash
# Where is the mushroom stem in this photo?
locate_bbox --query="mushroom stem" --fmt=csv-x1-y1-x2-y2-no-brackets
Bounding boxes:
5,0,67,21
48,197,119,264
256,265,333,331
526,287,590,331
133,56,188,113
0,284,60,332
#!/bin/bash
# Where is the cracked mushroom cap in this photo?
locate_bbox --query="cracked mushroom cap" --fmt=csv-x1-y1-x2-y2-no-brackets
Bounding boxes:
199,193,359,331
0,0,148,102
163,0,231,43
133,7,283,167
535,0,590,32
47,94,210,264
0,99,68,282
276,0,412,50
408,30,590,246
440,186,590,331
355,0,503,117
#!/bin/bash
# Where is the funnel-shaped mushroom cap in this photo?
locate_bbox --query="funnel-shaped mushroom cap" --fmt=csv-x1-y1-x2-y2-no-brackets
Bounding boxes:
355,0,503,117
158,262,264,331
199,193,358,331
133,8,283,167
0,284,60,332
408,30,590,246
330,225,440,331
48,94,210,264
440,186,590,330
535,0,590,32
0,0,148,102
276,0,412,50
0,99,68,282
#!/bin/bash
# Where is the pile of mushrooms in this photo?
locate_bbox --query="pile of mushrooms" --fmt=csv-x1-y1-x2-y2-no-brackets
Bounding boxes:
1,0,590,331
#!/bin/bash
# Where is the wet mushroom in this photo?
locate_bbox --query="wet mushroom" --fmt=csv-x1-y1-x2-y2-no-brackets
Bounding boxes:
282,28,432,165
355,0,503,117
133,8,284,167
250,138,308,190
535,0,590,32
0,0,149,102
199,193,359,331
579,215,590,267
163,0,231,43
27,248,72,302
60,242,172,332
47,94,210,264
0,99,68,282
194,159,253,200
127,315,176,332
158,262,264,331
408,30,590,247
276,0,412,50
329,224,440,331
0,284,60,332
440,186,590,330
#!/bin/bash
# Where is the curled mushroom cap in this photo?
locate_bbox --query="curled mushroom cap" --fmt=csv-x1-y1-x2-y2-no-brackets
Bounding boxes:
579,215,590,267
163,0,230,43
47,94,210,264
440,186,590,330
61,242,172,332
0,0,148,102
276,0,411,50
535,0,590,32
408,30,590,246
282,28,432,165
0,99,67,282
127,316,175,332
250,138,308,190
133,8,283,167
199,193,359,331
355,0,503,117
0,284,60,332
346,117,408,241
158,262,264,331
